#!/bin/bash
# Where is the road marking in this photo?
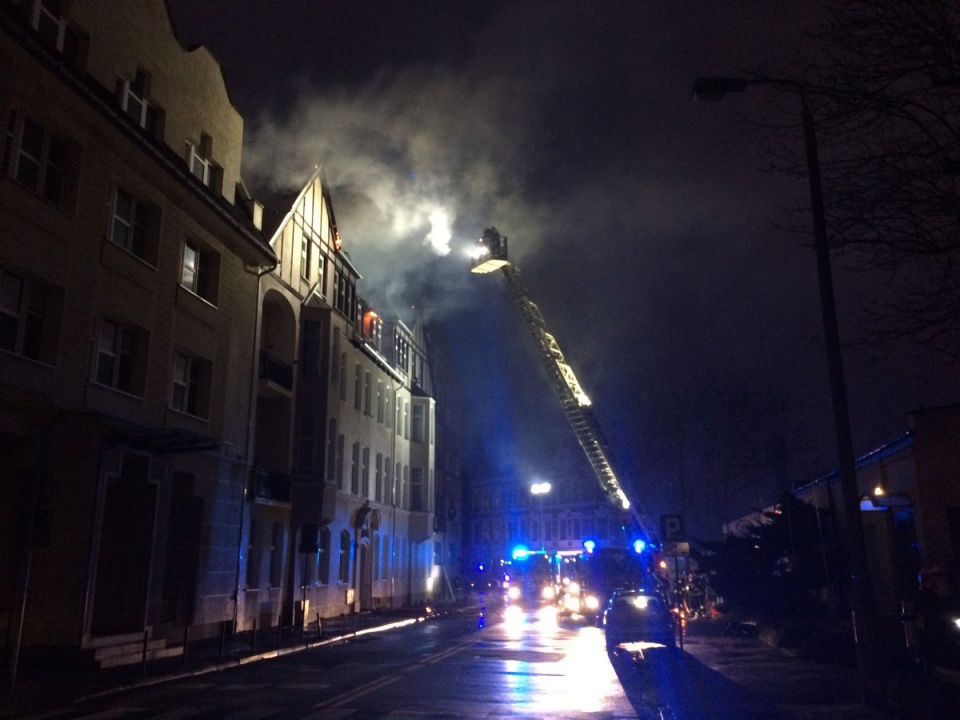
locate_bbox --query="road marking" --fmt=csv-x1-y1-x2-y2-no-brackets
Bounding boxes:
313,674,401,709
71,710,146,720
420,639,473,665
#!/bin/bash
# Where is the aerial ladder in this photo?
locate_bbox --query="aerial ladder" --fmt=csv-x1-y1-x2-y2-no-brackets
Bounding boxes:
471,227,652,541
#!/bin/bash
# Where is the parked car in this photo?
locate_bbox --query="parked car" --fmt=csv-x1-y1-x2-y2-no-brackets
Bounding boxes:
603,589,677,652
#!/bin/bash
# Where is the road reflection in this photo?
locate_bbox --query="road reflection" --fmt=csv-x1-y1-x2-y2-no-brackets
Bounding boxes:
487,601,638,717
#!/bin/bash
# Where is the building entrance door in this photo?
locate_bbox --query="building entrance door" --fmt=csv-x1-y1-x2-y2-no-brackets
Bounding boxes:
91,453,157,636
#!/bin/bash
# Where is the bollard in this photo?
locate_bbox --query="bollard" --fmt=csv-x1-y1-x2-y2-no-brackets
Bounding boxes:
277,614,282,648
317,612,322,638
182,625,190,667
251,617,257,652
219,620,227,660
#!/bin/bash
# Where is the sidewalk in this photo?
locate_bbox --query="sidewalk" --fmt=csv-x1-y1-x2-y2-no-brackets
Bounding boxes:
681,615,960,720
1,606,451,719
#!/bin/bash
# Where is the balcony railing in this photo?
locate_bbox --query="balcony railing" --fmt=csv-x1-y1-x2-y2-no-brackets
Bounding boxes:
259,350,293,391
251,467,292,503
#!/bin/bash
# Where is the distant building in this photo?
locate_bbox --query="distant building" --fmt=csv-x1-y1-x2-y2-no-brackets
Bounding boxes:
0,0,273,666
466,467,632,571
794,403,960,620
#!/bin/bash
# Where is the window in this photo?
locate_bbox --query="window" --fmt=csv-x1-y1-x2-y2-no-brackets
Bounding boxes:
269,522,284,588
411,468,425,512
301,233,320,281
395,462,403,506
375,453,383,502
30,0,82,61
171,351,208,417
336,434,345,488
363,371,372,416
245,520,261,589
361,447,370,498
395,335,409,374
326,420,337,482
116,70,161,135
363,310,382,350
333,268,356,321
353,364,362,410
385,459,393,504
301,320,321,377
298,414,315,474
331,328,340,384
180,239,219,304
338,353,347,401
403,401,410,439
338,530,351,584
386,389,393,429
94,317,144,395
318,527,331,585
412,404,425,443
186,134,216,187
109,186,157,262
301,232,312,280
5,110,77,209
0,268,58,363
380,537,390,580
376,381,384,423
350,441,360,495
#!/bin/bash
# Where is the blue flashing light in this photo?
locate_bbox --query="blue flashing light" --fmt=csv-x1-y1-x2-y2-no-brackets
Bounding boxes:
633,539,646,554
511,545,530,560
583,539,597,554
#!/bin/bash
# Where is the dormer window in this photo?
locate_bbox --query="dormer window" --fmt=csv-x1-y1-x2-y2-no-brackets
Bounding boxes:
117,70,161,135
30,0,83,64
187,133,215,186
33,0,67,48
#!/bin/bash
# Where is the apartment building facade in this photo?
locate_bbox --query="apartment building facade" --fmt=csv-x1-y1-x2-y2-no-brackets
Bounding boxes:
0,0,458,673
0,0,274,665
250,169,446,627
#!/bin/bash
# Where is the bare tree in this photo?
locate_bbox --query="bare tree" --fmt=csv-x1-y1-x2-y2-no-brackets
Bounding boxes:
765,0,960,360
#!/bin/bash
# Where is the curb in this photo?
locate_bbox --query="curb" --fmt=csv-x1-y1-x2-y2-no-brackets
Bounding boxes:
73,609,463,706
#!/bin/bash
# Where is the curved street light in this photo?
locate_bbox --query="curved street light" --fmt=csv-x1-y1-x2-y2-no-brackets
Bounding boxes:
693,75,875,690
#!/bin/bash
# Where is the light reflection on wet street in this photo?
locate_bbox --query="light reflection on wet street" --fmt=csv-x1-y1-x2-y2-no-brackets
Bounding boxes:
479,601,638,718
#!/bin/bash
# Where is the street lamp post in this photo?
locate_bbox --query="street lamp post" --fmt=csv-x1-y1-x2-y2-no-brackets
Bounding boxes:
530,481,552,552
693,76,876,683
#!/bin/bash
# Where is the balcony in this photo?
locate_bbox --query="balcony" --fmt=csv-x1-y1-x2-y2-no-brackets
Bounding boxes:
250,467,292,504
258,350,293,396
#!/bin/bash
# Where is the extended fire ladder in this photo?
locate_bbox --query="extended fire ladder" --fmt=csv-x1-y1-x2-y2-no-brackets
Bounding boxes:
471,227,651,540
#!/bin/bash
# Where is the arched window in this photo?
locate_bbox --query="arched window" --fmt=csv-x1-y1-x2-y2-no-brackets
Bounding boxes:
338,530,351,584
319,526,331,585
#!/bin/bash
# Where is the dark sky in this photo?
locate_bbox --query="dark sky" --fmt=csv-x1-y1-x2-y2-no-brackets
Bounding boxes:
167,0,960,539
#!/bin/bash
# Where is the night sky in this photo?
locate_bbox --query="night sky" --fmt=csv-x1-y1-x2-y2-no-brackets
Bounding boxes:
166,1,960,539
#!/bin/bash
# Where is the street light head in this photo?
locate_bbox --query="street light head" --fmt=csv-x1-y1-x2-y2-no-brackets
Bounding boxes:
530,481,551,495
692,76,749,102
